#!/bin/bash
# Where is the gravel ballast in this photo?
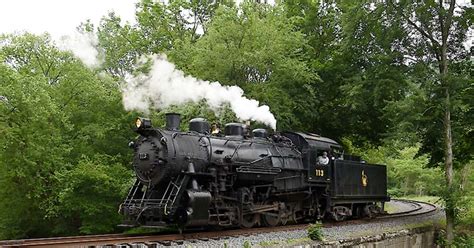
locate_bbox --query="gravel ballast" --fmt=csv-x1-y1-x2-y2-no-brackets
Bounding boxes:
122,208,443,248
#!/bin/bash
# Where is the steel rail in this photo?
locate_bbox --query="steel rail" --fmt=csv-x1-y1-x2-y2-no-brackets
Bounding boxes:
378,199,438,219
0,199,439,248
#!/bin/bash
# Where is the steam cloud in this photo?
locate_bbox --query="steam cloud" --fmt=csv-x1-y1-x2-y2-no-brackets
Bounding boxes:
56,31,102,68
122,55,277,129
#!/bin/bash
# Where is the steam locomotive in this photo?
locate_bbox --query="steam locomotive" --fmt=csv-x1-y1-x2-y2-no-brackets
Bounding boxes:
119,113,389,228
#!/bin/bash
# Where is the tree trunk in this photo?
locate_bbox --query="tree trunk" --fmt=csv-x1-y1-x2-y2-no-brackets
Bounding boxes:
441,45,455,246
444,88,455,244
439,1,456,244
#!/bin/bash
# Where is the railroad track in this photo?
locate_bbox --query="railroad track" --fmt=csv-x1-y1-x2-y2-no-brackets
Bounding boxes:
0,199,439,248
0,225,308,248
380,199,438,218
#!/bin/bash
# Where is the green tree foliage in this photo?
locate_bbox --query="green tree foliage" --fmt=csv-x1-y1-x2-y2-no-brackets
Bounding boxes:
285,1,412,144
379,1,471,242
0,62,68,238
52,155,132,235
170,2,319,130
0,34,134,238
92,0,232,78
379,1,473,166
458,163,474,240
136,0,229,45
287,0,471,241
95,13,145,78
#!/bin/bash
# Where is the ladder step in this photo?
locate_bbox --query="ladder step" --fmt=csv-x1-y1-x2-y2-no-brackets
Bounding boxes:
160,175,188,214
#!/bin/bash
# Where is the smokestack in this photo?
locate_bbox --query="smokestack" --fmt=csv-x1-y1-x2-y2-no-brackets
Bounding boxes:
165,113,181,131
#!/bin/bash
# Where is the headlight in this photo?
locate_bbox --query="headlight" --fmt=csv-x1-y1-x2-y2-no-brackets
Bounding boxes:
135,118,142,128
135,117,152,129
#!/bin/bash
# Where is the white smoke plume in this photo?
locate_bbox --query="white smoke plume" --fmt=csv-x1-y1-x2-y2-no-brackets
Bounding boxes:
56,31,102,68
122,55,277,130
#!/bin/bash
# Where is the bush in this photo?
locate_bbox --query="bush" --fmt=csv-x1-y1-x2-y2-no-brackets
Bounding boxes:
307,222,324,241
388,188,403,197
51,155,133,235
454,233,474,248
243,240,251,248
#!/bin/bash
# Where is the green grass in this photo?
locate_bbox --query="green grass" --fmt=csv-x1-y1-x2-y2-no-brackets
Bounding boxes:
384,202,398,214
243,240,251,248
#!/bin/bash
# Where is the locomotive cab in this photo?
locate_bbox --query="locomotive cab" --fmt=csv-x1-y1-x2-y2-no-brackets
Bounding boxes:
281,132,338,184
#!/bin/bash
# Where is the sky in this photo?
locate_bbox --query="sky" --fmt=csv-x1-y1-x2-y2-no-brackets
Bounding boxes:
0,0,138,38
0,0,471,48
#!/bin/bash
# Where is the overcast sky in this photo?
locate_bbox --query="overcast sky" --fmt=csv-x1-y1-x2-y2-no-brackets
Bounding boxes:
0,0,471,48
0,0,138,37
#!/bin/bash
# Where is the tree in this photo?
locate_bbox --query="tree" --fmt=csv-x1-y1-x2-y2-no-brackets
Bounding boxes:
95,13,145,78
384,1,472,243
52,155,132,235
170,2,319,130
136,0,231,46
287,2,471,242
0,63,68,238
91,0,231,79
284,1,413,144
0,33,135,238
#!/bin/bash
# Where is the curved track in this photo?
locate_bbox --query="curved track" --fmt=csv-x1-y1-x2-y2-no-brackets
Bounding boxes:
380,199,438,218
0,199,439,248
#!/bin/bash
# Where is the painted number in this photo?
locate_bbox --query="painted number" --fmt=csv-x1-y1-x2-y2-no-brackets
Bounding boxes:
315,169,324,177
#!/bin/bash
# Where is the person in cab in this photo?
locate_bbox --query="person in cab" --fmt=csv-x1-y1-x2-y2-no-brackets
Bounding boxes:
317,151,329,165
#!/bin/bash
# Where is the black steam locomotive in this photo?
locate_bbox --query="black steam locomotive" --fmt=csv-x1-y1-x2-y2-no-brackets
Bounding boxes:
119,113,389,228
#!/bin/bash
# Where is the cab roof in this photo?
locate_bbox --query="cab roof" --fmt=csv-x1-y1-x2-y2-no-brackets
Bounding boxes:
281,131,342,151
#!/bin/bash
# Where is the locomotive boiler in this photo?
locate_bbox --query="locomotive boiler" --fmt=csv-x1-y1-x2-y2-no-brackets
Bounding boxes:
119,113,390,228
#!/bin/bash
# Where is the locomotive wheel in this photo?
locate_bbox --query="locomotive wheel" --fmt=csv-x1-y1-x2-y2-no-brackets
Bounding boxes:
262,201,282,227
364,204,381,218
240,213,259,228
332,212,346,221
237,188,258,228
332,206,350,221
263,212,281,227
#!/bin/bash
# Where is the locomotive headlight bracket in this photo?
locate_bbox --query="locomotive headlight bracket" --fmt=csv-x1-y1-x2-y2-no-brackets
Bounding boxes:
135,117,152,129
